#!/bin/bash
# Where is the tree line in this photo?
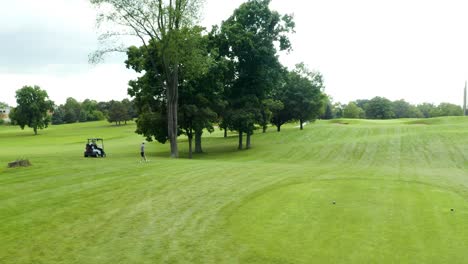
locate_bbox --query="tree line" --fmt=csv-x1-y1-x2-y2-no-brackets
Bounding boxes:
5,85,138,134
322,96,465,120
51,97,136,125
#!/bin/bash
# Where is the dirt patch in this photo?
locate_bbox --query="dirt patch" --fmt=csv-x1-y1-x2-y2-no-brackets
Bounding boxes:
8,159,31,168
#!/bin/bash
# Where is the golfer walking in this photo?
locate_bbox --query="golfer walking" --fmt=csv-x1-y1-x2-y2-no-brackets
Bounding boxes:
140,142,147,162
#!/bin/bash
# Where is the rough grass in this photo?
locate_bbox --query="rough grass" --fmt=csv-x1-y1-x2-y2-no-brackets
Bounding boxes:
0,117,467,263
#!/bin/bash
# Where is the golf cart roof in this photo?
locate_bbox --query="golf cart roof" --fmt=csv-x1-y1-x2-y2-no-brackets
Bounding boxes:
88,138,104,141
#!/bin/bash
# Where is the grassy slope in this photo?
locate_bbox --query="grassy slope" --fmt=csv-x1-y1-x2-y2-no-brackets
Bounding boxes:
0,117,467,263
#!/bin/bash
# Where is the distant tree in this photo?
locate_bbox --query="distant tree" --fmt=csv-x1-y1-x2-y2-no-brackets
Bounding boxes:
81,99,105,121
9,85,54,135
107,100,128,125
392,99,412,118
437,103,463,116
92,110,106,121
343,102,365,118
63,97,81,123
97,101,111,117
122,99,137,120
365,97,395,119
322,103,334,120
0,101,8,108
390,99,422,118
355,99,370,111
79,110,88,122
286,64,325,129
409,106,423,118
332,103,345,118
51,105,65,125
120,99,134,124
417,103,436,118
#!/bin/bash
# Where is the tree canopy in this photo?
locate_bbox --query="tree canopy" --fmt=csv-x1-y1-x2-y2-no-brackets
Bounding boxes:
9,86,54,135
217,0,295,148
343,102,365,119
90,0,205,158
364,97,395,119
271,64,325,131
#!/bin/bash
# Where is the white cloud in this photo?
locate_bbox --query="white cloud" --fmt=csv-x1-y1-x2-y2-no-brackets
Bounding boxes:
1,63,138,106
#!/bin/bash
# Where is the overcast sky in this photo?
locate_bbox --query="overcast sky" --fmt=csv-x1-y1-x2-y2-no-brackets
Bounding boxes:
1,0,468,107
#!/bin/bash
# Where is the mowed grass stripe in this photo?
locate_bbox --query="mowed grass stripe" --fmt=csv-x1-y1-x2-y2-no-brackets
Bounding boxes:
0,117,467,263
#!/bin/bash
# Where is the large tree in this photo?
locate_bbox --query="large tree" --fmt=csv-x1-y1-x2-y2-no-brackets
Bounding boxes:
282,64,325,130
90,0,204,158
9,85,54,135
365,97,395,119
178,43,226,157
218,0,294,149
126,26,212,157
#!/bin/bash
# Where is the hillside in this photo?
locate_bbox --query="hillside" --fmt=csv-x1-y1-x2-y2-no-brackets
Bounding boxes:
0,117,467,263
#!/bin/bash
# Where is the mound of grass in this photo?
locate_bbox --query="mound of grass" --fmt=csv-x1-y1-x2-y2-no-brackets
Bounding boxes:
0,118,467,263
404,116,467,125
228,179,468,263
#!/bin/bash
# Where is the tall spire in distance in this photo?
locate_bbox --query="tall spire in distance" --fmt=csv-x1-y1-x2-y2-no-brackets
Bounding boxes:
464,81,467,116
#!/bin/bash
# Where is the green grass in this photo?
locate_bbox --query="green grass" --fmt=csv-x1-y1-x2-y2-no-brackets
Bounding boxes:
0,117,467,263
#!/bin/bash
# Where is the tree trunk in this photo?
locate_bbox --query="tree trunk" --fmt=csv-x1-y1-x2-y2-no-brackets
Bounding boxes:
33,127,37,135
238,131,243,150
246,132,251,149
262,125,267,133
188,132,193,159
277,124,281,132
167,69,179,158
195,130,203,153
300,119,303,130
224,127,227,138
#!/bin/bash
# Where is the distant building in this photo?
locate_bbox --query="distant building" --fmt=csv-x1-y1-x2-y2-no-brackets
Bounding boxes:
0,106,11,122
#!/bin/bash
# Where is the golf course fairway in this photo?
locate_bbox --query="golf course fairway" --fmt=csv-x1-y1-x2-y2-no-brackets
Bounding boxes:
0,117,467,263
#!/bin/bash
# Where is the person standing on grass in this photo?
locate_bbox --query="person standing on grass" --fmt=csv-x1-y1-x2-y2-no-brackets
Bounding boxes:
140,142,147,162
